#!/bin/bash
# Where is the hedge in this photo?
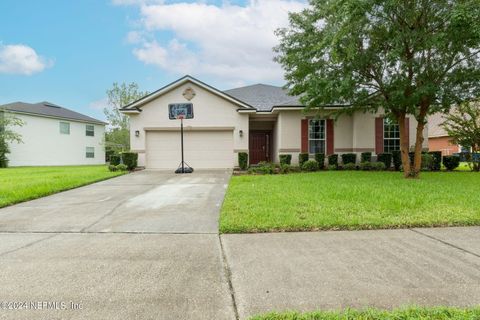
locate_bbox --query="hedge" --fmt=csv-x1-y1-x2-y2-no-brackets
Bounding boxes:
377,153,392,169
361,152,372,163
392,150,402,171
315,153,325,169
121,152,138,170
299,153,309,167
443,155,460,171
341,153,356,165
328,154,338,167
301,160,319,172
429,151,442,171
279,154,292,165
238,152,248,170
110,154,121,166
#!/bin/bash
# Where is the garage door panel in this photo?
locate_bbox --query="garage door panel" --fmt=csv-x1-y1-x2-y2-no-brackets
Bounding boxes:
146,131,234,169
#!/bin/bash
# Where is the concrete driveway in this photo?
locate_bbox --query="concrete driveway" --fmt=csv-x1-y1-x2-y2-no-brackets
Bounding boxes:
1,170,479,319
0,170,230,233
0,170,235,320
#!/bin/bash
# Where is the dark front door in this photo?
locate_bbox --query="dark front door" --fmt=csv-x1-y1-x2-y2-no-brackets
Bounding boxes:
249,131,270,164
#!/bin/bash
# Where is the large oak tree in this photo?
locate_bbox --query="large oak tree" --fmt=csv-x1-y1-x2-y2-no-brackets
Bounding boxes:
275,0,480,178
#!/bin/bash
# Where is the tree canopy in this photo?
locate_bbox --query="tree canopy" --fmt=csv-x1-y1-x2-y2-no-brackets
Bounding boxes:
442,101,480,171
275,0,480,177
103,82,148,153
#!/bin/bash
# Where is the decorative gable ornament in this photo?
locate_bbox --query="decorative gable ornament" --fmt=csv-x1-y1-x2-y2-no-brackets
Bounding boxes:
182,87,196,101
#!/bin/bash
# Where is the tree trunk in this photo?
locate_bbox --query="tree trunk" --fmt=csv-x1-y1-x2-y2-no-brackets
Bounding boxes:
412,120,426,177
397,113,411,178
411,103,429,178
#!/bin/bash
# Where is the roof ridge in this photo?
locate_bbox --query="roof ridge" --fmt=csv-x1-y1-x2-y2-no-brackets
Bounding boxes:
224,83,284,91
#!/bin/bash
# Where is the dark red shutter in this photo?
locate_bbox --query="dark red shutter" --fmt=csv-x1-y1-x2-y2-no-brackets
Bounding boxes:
326,119,334,155
404,117,410,149
301,119,308,153
375,117,384,154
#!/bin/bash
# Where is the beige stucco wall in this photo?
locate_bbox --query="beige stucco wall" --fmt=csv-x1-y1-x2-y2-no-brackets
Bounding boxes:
275,109,428,164
129,81,249,167
8,113,105,166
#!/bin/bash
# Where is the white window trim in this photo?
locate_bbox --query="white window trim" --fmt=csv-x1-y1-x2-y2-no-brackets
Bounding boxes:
383,118,400,153
86,124,95,137
308,119,327,154
86,147,95,158
60,122,70,135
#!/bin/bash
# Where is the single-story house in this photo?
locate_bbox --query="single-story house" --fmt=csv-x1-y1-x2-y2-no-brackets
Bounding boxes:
428,113,461,156
1,101,106,166
120,75,428,169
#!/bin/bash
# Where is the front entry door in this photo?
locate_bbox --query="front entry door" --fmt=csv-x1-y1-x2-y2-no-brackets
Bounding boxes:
249,131,270,164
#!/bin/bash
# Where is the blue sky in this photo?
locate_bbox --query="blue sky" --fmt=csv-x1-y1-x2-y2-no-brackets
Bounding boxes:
0,0,306,121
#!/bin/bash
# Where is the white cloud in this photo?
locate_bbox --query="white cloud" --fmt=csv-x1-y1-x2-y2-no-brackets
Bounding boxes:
89,97,109,111
0,44,52,75
123,0,307,85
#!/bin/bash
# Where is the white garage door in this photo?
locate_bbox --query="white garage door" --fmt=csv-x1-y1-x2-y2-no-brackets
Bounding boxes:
146,130,234,169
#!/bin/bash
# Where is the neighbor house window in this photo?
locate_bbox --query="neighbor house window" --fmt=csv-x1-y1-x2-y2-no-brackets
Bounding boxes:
86,147,95,158
86,124,95,137
60,122,70,135
309,119,326,154
383,118,400,153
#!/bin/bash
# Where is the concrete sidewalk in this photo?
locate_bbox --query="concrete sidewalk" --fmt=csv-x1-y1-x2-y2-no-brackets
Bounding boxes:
221,227,480,319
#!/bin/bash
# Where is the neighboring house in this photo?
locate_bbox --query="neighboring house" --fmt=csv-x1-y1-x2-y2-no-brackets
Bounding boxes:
120,75,428,169
1,101,106,166
428,113,461,156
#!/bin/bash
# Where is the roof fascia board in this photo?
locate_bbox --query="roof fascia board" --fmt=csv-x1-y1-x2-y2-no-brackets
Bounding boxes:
122,75,254,110
5,110,107,125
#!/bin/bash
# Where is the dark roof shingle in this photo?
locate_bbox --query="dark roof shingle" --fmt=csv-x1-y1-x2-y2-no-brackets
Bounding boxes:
223,84,302,111
1,101,106,125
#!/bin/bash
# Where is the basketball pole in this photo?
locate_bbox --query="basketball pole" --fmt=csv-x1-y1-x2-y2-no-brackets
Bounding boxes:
180,117,184,173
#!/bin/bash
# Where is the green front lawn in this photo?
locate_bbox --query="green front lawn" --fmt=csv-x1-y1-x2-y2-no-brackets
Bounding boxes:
0,165,125,208
251,307,480,320
220,171,480,233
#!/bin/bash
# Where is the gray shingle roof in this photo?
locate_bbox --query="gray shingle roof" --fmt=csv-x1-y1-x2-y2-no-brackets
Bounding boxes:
1,101,106,125
223,84,303,111
428,112,449,137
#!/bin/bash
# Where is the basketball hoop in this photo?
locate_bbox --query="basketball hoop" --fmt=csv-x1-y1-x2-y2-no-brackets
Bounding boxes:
176,114,185,120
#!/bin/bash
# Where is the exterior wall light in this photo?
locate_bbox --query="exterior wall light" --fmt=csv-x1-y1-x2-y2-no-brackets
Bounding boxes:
135,130,140,137
239,130,244,137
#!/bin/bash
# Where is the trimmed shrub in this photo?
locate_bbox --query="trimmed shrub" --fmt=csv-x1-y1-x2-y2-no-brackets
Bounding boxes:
116,164,128,171
289,166,302,173
121,152,138,170
250,162,275,174
377,153,392,169
108,164,118,172
429,151,442,171
299,153,309,167
110,154,121,166
0,138,9,168
328,154,338,167
105,149,115,163
301,160,319,172
279,154,292,165
443,155,460,171
343,163,357,170
421,153,434,171
359,161,372,171
392,150,402,171
372,162,386,171
327,164,337,171
238,152,248,170
361,152,372,163
341,153,357,165
279,163,291,174
315,153,325,170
